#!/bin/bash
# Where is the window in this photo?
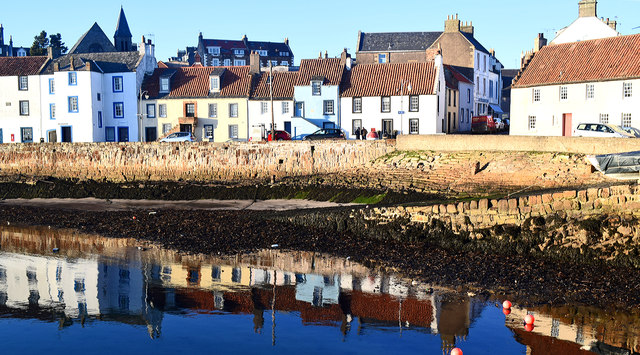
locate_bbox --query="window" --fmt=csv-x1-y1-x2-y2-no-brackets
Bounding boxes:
378,53,387,63
68,72,77,85
533,89,540,102
623,82,632,98
409,119,419,134
146,104,155,118
19,100,29,116
97,93,101,101
282,102,289,114
323,100,334,115
68,97,78,113
162,123,172,134
229,103,238,117
257,50,268,56
453,91,457,107
353,97,362,113
18,76,28,90
599,113,609,124
210,76,220,91
50,104,56,120
381,96,391,113
185,103,195,117
113,76,123,92
312,81,321,95
586,84,594,99
49,79,55,94
98,111,102,128
204,125,214,139
280,61,288,66
466,109,470,123
559,86,568,101
228,124,238,139
159,104,167,118
483,55,486,72
234,49,244,56
20,127,33,143
483,78,486,95
160,78,169,93
295,102,304,117
207,47,220,56
208,103,217,118
476,54,480,69
223,59,231,66
114,102,124,118
352,119,362,134
622,113,632,127
448,90,452,106
528,116,536,130
105,127,116,142
404,95,418,112
261,102,268,114
234,59,246,66
212,59,220,66
467,89,471,103
489,81,493,98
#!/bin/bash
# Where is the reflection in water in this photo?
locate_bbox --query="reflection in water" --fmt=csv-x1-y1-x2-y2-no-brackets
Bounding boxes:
0,225,638,354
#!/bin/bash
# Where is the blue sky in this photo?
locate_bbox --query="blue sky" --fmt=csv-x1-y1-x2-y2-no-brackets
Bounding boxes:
1,0,639,69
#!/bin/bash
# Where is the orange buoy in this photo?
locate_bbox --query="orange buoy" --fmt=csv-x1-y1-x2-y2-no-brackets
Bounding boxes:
451,348,463,355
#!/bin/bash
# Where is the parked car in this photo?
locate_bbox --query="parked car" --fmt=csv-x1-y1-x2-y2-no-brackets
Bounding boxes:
160,132,195,142
621,126,640,138
573,123,634,138
267,130,292,141
471,116,497,133
302,128,346,141
494,118,505,132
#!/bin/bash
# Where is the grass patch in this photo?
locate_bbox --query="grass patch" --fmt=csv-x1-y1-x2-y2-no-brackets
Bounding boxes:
351,193,387,204
292,191,310,200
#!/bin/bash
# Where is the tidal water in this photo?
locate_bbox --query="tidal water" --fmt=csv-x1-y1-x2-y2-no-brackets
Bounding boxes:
0,225,637,355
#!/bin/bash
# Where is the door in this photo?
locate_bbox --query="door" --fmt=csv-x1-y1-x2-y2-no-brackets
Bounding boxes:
382,119,393,138
284,121,292,134
61,126,72,142
562,113,572,137
145,127,157,142
117,127,129,142
180,124,193,133
48,130,57,143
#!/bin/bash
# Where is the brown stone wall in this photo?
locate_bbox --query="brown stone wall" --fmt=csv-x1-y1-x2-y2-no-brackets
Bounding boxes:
0,141,395,183
431,32,474,69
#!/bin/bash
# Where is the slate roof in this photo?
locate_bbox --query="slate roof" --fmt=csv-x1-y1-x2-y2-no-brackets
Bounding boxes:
358,32,443,52
340,62,437,97
295,58,344,86
251,71,297,99
460,32,490,54
142,66,253,99
41,52,142,74
246,41,292,56
0,56,49,76
513,34,640,88
202,39,246,51
444,64,472,85
69,23,117,54
114,7,132,38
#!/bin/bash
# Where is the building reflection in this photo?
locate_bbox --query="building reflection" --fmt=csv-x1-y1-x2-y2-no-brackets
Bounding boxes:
0,225,638,354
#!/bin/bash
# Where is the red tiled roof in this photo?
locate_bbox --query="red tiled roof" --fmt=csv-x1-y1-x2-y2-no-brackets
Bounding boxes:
0,56,49,76
340,62,437,97
143,66,252,98
513,33,640,88
251,71,297,99
295,58,344,86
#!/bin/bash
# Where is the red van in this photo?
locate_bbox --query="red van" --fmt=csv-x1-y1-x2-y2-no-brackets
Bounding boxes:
471,116,497,133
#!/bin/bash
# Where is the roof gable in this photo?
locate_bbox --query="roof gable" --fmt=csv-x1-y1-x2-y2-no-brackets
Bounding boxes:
513,34,640,88
0,57,49,76
358,32,443,52
143,66,253,98
69,23,117,54
340,62,438,97
296,58,344,86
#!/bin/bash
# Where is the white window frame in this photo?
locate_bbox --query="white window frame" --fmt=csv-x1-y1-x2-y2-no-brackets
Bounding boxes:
623,82,633,98
234,59,246,66
599,113,609,124
528,115,536,130
586,84,595,99
159,104,167,118
261,102,268,115
19,100,29,116
323,100,334,115
162,123,172,134
311,81,321,96
212,59,220,66
229,103,238,118
146,104,156,118
228,124,239,139
622,113,632,127
18,76,28,90
353,97,362,113
532,89,540,102
234,49,244,56
409,96,419,112
381,96,391,113
210,76,220,91
223,59,231,66
207,47,220,56
160,78,169,93
409,119,419,134
281,102,289,114
559,86,568,101
209,103,217,118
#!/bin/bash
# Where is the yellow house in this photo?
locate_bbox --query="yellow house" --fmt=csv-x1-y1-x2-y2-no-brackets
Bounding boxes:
140,64,253,142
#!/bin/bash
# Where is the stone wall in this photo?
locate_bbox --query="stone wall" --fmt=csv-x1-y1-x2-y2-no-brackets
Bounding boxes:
0,141,394,183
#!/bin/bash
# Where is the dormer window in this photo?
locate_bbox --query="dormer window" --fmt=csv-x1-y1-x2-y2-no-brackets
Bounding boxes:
207,47,220,56
234,49,244,56
160,78,170,93
210,76,220,93
312,81,321,96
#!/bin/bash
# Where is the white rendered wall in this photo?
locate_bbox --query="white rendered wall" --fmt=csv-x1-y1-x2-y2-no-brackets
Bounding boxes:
551,17,619,45
0,74,42,143
247,99,294,137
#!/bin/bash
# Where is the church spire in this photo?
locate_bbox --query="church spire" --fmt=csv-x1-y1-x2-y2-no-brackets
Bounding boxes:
114,6,133,51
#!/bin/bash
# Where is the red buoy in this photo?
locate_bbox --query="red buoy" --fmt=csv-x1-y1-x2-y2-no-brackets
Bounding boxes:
502,300,512,309
525,314,535,325
524,323,534,332
451,348,463,355
502,308,511,316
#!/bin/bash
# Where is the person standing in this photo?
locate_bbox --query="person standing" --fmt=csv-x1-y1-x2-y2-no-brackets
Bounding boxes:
355,127,361,140
361,128,367,140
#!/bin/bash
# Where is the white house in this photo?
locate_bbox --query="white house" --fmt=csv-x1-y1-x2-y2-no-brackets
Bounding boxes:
340,56,445,138
444,64,474,133
510,33,640,136
551,0,619,45
248,70,296,139
0,56,49,143
39,39,156,143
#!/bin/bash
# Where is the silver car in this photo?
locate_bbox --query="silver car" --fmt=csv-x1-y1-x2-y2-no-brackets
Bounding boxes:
573,123,634,138
160,132,195,142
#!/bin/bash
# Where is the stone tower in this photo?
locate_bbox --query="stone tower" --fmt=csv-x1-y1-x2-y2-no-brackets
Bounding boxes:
114,6,133,51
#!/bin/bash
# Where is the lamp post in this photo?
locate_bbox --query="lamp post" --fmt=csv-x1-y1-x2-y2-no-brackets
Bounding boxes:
269,61,275,142
399,79,412,135
138,88,149,142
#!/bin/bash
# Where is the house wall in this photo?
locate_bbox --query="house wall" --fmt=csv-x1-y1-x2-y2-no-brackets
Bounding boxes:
433,33,474,68
247,99,294,139
104,72,138,142
510,79,640,136
551,17,619,45
293,84,341,132
458,82,474,132
0,74,42,143
341,94,439,138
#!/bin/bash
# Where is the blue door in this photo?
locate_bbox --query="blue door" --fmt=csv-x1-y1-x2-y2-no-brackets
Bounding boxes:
284,121,292,134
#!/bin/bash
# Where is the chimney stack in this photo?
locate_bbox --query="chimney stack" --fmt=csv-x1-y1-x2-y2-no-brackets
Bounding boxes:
578,0,597,18
444,14,461,32
249,51,261,74
461,21,474,36
284,37,289,46
534,33,547,52
69,56,74,71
